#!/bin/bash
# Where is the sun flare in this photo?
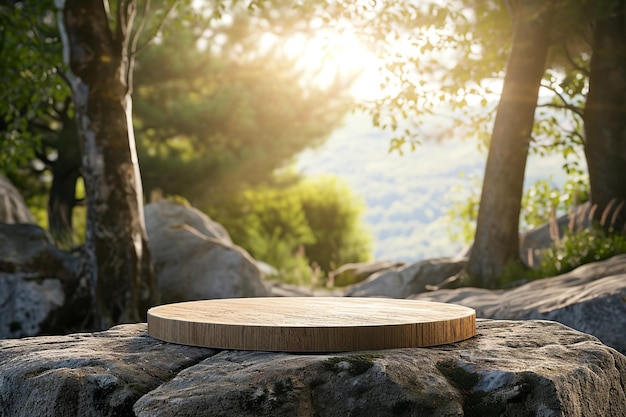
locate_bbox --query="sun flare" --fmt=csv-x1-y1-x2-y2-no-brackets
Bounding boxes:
281,30,390,101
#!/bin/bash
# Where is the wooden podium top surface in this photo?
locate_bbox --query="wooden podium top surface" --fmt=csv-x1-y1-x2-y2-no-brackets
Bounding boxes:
147,297,476,352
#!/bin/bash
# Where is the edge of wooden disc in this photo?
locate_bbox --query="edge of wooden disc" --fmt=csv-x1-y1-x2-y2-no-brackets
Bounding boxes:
147,297,476,352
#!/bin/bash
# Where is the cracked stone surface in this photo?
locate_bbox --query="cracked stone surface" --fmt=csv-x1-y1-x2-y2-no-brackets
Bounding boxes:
1,320,625,416
0,324,216,417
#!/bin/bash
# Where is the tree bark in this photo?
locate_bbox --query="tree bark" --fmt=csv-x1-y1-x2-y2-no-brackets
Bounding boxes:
58,0,157,329
583,0,626,231
467,1,553,288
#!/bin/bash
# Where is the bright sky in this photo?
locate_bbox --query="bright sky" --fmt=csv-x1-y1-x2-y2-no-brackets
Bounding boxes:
279,23,505,107
264,27,393,101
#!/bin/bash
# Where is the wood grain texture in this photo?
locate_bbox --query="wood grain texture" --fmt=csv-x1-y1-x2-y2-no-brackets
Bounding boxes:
147,297,476,352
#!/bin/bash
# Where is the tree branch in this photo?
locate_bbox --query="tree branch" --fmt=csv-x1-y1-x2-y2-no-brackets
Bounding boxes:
130,0,150,56
539,81,584,118
116,0,137,92
565,128,585,145
134,0,178,55
537,102,584,119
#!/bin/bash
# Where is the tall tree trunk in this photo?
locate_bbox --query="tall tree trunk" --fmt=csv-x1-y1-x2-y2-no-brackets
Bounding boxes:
583,0,626,231
57,0,157,329
467,1,553,288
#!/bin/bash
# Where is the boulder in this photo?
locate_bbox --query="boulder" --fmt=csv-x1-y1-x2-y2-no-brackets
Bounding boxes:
0,273,65,338
0,223,80,338
345,257,466,298
145,200,232,244
413,254,626,355
0,173,34,223
329,260,406,287
1,321,625,416
0,324,216,417
145,201,269,303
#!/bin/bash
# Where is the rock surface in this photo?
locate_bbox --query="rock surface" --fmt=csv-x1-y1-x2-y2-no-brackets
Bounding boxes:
0,173,34,223
0,324,215,417
345,257,466,298
414,254,626,355
1,320,625,416
0,223,80,338
145,201,233,244
145,201,269,303
329,260,406,287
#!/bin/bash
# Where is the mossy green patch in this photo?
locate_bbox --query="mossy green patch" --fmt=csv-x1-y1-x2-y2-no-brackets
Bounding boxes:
324,353,384,376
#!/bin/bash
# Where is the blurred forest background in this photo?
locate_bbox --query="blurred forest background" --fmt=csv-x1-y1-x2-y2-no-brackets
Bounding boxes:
2,0,374,286
2,0,626,325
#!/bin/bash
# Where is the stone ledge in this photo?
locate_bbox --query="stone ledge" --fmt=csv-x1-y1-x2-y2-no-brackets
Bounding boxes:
1,320,625,416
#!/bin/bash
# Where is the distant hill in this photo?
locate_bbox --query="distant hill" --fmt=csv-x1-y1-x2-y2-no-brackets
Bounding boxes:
296,111,577,263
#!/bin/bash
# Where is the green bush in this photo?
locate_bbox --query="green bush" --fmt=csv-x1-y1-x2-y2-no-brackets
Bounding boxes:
297,175,372,274
538,227,626,277
520,175,588,231
497,226,626,288
207,173,372,286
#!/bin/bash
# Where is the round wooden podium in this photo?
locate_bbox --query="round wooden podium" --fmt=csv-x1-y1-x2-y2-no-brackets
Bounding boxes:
147,297,476,352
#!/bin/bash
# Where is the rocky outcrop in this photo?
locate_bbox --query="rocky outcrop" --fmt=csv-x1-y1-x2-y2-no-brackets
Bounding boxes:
345,257,466,298
0,324,216,417
413,254,626,355
1,320,625,416
145,200,233,244
0,223,80,338
145,201,269,303
329,260,406,287
0,173,34,223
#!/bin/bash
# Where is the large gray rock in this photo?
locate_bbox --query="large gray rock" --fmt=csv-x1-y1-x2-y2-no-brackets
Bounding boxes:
0,324,216,417
413,254,626,355
0,223,79,338
145,200,233,244
345,257,466,298
145,201,269,303
1,321,625,416
0,173,34,223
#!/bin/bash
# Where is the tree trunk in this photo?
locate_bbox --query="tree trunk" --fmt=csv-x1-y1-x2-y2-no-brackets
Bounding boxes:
583,0,626,231
48,115,81,245
58,0,157,329
467,1,553,288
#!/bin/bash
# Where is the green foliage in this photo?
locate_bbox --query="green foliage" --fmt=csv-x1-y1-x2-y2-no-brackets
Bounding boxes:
133,7,353,209
445,173,590,244
520,175,589,230
444,174,481,244
227,184,317,268
491,225,626,288
0,0,68,169
2,1,352,245
297,175,372,273
539,227,626,277
209,173,372,286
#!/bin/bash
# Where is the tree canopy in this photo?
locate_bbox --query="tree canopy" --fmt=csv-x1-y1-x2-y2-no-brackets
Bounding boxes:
133,8,353,209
